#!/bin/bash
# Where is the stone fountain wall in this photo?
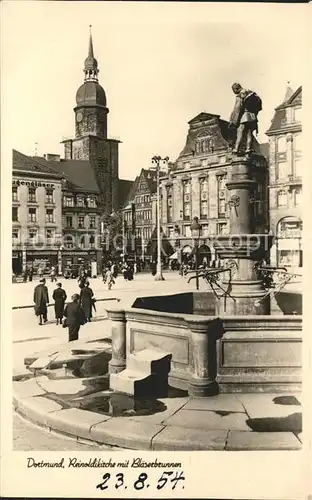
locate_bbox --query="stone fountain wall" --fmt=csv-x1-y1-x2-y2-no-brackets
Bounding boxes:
107,297,302,396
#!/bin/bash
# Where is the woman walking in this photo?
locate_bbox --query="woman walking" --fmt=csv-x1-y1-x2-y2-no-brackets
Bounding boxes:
52,282,67,325
63,294,86,342
79,281,94,322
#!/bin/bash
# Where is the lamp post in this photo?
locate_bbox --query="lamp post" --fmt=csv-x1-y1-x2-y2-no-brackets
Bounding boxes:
151,155,169,281
190,216,201,290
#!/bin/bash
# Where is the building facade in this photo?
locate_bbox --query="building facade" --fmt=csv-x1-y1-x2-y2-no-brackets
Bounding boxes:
160,112,269,261
266,86,302,269
122,169,159,262
12,150,63,274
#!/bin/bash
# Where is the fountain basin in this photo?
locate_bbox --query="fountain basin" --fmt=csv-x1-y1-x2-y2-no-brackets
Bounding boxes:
106,291,302,396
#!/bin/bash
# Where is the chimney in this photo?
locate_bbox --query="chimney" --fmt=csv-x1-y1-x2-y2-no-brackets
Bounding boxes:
44,153,61,162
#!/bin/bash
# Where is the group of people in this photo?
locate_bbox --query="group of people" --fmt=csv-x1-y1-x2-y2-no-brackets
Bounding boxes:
33,275,96,342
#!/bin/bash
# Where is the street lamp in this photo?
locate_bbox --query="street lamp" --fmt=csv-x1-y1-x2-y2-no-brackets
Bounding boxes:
151,155,169,281
190,216,201,290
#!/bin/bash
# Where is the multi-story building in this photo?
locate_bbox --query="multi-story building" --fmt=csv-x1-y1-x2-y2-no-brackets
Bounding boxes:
160,112,269,262
266,86,302,269
121,168,171,262
33,154,104,271
12,150,63,274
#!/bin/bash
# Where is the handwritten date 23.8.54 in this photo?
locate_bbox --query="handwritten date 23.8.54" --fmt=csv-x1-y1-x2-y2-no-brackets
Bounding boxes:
96,471,185,491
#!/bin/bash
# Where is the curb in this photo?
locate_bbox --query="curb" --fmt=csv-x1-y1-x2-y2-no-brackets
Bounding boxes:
13,388,302,451
13,297,120,310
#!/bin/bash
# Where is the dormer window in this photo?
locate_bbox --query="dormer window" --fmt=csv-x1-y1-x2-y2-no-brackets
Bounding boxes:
293,107,302,123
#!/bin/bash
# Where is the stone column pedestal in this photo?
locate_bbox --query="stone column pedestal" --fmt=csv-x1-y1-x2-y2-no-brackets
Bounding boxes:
107,308,127,374
214,155,273,316
187,318,224,397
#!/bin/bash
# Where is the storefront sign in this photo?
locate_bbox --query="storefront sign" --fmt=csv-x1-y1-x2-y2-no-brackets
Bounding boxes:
27,251,58,256
62,251,96,256
13,180,56,188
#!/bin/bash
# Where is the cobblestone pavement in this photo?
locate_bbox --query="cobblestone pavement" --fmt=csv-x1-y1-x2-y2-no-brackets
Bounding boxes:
13,412,111,451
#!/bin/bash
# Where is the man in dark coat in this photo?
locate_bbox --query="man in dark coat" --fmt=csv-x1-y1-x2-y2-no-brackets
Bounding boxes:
79,281,94,322
64,294,86,342
52,282,67,325
33,278,49,325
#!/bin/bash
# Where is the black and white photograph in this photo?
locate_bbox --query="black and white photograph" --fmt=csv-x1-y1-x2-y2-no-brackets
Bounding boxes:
1,1,309,498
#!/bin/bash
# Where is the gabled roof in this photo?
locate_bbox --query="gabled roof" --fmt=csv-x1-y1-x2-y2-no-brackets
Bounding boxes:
188,112,220,125
276,86,302,110
13,150,63,178
122,168,167,208
266,86,302,134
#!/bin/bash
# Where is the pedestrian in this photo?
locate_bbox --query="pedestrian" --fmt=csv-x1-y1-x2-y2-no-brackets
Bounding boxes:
33,278,49,325
63,294,86,342
79,281,94,322
151,261,156,276
78,271,87,289
38,266,44,280
50,266,57,283
52,282,67,325
105,268,115,291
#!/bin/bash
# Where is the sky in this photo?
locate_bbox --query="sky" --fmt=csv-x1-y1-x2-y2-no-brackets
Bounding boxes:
1,2,309,181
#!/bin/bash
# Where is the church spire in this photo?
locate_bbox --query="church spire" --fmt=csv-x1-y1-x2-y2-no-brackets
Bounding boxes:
88,25,94,58
84,25,99,83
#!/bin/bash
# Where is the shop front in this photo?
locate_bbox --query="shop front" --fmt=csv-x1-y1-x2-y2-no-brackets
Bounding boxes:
61,250,100,275
26,250,58,273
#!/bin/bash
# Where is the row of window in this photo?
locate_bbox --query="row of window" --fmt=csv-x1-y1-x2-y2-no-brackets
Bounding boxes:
169,222,228,238
65,215,97,229
12,228,57,242
275,188,302,207
12,186,55,203
12,207,55,223
135,195,150,204
125,227,152,240
275,132,302,154
275,158,302,180
63,195,97,208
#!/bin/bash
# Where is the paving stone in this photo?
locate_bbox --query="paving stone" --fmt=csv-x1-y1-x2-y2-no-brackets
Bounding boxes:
13,380,46,399
16,395,63,427
90,418,164,449
226,431,301,450
37,378,87,395
152,426,227,450
128,397,188,424
239,395,301,420
184,394,244,412
163,409,251,431
46,408,111,439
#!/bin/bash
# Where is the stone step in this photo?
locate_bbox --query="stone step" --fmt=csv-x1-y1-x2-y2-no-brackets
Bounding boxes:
127,349,172,375
110,369,152,396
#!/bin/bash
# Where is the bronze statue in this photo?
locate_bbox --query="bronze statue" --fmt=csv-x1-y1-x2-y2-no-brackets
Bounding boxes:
229,83,262,155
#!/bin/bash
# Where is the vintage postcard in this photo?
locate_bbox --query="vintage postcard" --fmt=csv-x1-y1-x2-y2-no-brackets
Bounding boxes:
1,0,310,498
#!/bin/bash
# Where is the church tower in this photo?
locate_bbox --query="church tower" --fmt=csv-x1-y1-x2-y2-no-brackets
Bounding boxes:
74,28,109,140
62,27,120,214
